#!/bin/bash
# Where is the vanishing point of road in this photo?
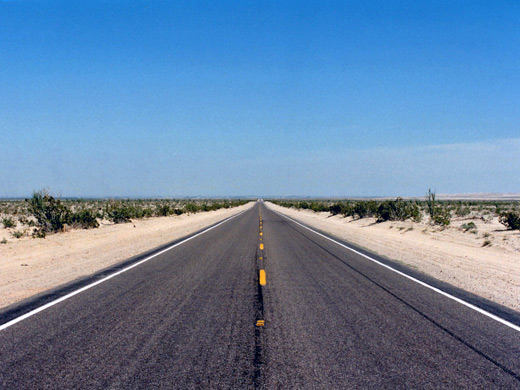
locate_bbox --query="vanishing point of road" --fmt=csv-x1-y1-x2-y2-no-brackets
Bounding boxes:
1,202,519,389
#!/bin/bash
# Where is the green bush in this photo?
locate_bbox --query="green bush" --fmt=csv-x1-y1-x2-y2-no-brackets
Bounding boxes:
156,204,172,217
310,202,330,212
329,203,348,216
432,207,451,226
11,230,24,239
69,210,99,229
376,198,419,222
2,217,16,228
352,201,377,219
106,205,133,223
455,206,471,217
143,208,154,218
461,222,477,232
499,211,520,230
184,203,200,213
27,191,70,236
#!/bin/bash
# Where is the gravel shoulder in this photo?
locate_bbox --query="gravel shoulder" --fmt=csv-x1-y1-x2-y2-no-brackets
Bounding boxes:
0,202,254,309
266,202,520,312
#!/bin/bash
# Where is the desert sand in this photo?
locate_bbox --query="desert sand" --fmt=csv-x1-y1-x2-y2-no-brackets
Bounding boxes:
0,202,254,309
266,202,520,312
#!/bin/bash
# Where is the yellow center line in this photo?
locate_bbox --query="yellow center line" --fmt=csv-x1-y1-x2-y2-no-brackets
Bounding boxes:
260,243,264,250
260,232,263,236
256,320,265,327
259,257,263,260
259,269,266,285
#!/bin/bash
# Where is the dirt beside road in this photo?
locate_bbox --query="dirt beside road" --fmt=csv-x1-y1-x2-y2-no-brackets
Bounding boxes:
0,202,254,309
266,202,520,312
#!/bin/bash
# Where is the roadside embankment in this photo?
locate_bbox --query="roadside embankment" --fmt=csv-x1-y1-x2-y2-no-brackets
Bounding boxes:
0,202,254,309
266,202,520,312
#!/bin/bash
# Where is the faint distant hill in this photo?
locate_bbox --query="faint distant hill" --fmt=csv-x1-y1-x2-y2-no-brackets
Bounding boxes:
435,193,520,201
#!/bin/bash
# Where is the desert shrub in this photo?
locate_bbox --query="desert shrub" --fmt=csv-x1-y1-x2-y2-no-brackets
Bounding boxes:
455,206,471,217
352,201,377,219
106,205,133,223
173,208,184,215
310,202,330,212
432,207,451,226
142,208,154,218
329,203,348,216
376,198,420,222
11,230,24,239
17,216,29,226
156,204,172,217
499,211,520,230
482,239,492,247
410,203,422,222
129,205,145,219
27,191,70,236
1,238,7,244
69,210,99,229
2,217,16,228
461,222,477,232
33,229,46,238
184,203,200,213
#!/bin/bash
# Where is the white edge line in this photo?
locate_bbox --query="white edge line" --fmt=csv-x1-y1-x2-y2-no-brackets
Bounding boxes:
0,208,249,331
267,205,520,333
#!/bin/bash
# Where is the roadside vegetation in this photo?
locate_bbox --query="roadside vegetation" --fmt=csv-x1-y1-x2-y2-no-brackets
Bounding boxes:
0,190,249,239
268,189,520,230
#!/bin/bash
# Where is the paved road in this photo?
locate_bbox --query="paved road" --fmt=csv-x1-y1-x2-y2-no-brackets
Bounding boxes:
1,203,519,389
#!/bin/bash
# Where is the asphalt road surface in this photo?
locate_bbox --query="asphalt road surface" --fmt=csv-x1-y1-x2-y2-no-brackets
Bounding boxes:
1,203,519,389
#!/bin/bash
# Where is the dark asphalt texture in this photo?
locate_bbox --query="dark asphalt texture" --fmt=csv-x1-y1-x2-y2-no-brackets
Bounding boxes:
1,203,519,389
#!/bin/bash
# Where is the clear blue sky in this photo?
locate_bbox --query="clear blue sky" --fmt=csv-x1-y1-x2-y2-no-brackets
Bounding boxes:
1,0,519,197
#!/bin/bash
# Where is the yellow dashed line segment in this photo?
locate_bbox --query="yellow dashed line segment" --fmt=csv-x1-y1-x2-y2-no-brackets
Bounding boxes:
259,270,266,286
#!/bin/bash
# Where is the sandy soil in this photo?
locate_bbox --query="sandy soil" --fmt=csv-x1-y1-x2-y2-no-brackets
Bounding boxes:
266,202,520,312
0,202,254,309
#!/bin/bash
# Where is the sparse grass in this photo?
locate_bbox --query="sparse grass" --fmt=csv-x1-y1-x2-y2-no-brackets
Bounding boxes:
461,222,477,232
2,217,16,228
11,230,24,239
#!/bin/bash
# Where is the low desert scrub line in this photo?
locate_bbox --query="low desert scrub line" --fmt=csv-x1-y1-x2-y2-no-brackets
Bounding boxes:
269,188,520,229
0,190,249,239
